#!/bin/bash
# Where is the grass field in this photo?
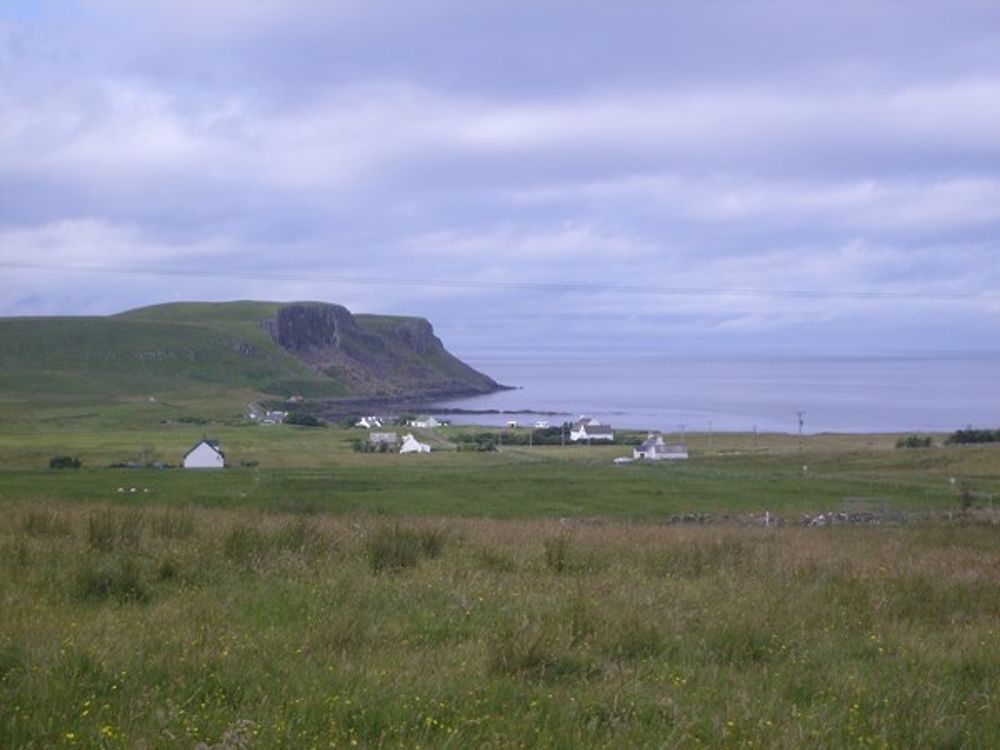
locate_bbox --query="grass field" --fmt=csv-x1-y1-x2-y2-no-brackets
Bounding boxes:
1,504,997,748
1,415,998,747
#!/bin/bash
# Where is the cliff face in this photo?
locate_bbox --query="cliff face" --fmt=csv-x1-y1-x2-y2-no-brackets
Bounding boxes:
263,302,500,398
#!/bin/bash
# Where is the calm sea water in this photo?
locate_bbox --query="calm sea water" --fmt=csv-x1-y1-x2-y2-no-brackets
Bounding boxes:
430,353,1000,434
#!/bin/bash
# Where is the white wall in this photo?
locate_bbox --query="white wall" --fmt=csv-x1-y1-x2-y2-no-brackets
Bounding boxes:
183,443,225,469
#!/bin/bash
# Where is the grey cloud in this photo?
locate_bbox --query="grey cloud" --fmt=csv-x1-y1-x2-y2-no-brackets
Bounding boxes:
1,1,999,353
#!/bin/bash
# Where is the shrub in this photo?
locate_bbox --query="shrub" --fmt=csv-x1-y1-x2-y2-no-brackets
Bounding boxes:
946,427,1000,445
49,455,81,469
286,413,325,427
896,435,933,449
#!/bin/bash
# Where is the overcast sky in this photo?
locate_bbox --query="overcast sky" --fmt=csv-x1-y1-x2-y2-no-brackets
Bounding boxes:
2,0,999,355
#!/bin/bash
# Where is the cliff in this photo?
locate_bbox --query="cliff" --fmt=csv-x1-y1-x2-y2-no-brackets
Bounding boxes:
0,301,502,404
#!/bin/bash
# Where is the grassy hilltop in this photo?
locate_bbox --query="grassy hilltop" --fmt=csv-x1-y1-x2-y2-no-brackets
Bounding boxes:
0,300,500,420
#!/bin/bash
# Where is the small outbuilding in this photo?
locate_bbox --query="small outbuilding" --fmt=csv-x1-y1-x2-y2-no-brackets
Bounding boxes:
570,416,615,442
183,439,225,469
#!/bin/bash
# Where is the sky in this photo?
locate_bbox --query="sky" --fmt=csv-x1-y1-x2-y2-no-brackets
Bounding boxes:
2,0,1000,356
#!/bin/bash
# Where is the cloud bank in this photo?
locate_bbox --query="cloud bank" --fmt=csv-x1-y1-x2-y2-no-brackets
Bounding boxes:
2,0,999,354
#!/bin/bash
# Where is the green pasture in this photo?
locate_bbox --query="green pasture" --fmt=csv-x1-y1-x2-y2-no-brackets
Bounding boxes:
1,403,998,748
1,415,997,518
1,506,997,749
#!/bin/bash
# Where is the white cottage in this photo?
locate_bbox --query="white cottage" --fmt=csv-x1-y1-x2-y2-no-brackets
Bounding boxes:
408,416,441,429
633,433,688,461
399,433,431,454
183,439,225,469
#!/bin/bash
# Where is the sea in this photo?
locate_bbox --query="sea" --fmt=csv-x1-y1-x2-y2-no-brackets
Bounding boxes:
428,352,1000,434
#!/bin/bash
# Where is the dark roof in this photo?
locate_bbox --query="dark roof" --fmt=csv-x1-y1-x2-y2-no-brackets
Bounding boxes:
584,424,613,435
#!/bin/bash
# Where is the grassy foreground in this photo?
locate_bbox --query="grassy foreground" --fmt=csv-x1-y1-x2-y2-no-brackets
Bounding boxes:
2,503,998,749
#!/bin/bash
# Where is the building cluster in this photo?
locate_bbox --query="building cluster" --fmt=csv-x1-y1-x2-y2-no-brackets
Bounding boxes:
183,413,689,469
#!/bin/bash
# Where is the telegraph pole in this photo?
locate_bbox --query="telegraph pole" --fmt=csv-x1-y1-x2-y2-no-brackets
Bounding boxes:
795,411,806,453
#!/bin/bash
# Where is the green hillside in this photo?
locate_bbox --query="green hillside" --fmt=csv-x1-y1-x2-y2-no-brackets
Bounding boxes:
0,301,499,414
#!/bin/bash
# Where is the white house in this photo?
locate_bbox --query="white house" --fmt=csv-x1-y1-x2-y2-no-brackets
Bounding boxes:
633,433,688,461
408,416,441,429
183,439,225,469
261,410,287,425
356,416,384,428
399,433,431,454
369,432,399,446
534,420,550,429
570,416,614,442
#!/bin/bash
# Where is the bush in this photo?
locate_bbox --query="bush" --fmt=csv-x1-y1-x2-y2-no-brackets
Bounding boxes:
454,432,499,452
896,435,933,449
49,455,81,469
286,412,325,427
946,427,1000,445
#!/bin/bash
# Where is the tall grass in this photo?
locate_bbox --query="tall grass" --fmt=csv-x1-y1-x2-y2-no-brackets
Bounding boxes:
0,503,997,748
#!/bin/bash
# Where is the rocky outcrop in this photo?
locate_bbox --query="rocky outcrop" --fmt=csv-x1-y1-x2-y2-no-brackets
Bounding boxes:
270,303,357,352
262,302,501,399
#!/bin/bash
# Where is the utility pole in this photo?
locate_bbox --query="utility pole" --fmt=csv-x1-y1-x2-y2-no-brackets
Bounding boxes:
708,420,713,454
679,423,687,443
795,411,806,453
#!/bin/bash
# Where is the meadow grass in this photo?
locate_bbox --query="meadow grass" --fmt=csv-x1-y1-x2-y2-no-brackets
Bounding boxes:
1,415,998,747
1,502,997,749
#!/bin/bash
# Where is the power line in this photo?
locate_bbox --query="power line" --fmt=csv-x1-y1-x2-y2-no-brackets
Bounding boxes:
1,260,997,302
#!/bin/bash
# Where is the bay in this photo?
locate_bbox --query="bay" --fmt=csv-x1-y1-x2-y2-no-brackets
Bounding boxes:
430,352,1000,434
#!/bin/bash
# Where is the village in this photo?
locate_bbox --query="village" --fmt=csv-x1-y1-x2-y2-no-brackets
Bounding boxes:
182,413,691,468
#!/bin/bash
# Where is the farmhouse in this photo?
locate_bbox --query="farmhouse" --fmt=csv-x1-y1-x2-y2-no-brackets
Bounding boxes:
633,433,688,461
408,416,441,428
356,416,384,428
570,416,614,442
399,433,431,454
183,439,225,469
